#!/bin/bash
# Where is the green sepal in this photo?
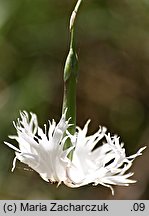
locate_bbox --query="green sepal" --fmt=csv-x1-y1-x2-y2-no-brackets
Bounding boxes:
64,48,78,82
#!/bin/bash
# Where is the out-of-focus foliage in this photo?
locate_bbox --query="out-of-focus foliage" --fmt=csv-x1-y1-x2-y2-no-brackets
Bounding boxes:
0,0,149,199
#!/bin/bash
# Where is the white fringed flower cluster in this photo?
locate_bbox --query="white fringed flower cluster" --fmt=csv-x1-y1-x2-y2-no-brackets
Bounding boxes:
5,111,146,195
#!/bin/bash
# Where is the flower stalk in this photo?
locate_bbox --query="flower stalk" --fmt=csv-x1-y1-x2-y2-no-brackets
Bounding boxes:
62,0,82,149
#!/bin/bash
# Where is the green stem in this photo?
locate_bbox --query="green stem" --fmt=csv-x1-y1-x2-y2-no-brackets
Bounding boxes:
63,64,77,136
62,28,78,138
62,0,82,150
70,0,83,31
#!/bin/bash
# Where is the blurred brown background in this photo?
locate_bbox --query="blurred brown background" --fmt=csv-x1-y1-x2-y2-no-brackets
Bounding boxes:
0,0,149,199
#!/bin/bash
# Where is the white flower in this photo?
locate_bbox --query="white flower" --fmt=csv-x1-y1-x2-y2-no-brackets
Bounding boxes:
66,120,146,195
5,111,146,195
4,110,73,185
